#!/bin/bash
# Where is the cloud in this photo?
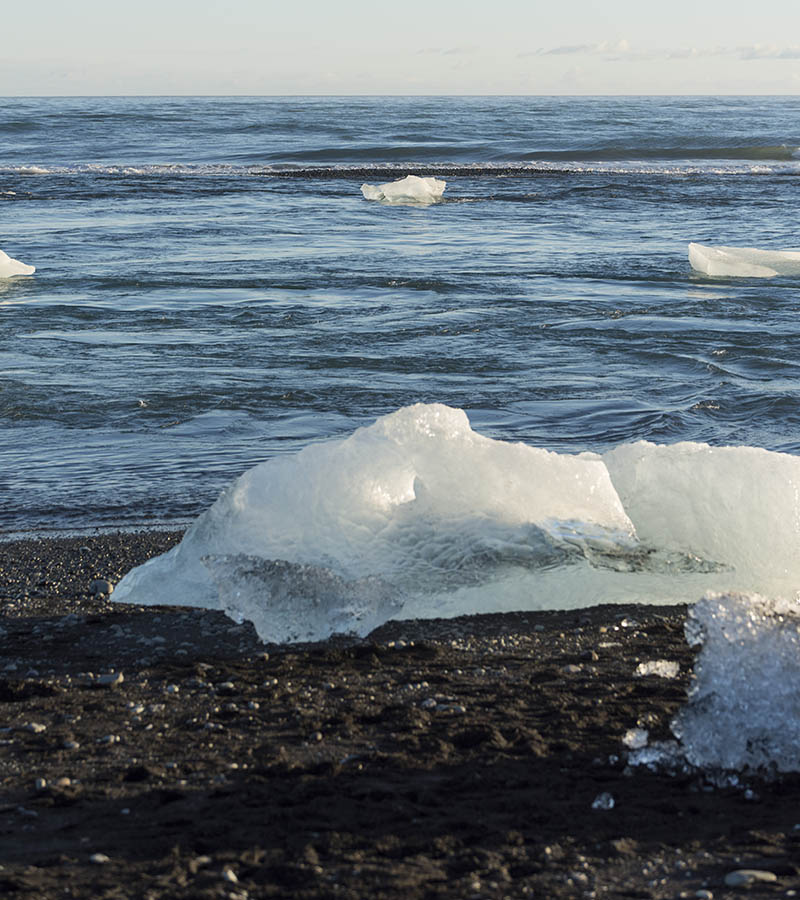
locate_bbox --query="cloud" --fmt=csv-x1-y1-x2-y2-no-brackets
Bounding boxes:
529,39,632,58
540,43,596,56
739,44,800,60
417,46,478,57
522,40,800,64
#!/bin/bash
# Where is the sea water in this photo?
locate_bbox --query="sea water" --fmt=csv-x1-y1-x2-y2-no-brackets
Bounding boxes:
3,96,800,545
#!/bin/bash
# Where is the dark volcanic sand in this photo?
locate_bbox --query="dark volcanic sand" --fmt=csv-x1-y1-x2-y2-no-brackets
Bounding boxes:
1,533,799,899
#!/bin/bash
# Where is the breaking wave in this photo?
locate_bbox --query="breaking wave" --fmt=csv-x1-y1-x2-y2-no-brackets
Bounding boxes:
3,159,800,179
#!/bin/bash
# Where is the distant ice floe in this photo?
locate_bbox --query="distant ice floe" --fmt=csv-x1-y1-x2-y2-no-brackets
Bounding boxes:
0,248,35,277
688,241,800,278
361,174,446,205
114,403,800,645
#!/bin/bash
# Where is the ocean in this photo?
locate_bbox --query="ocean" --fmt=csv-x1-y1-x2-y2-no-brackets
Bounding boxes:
3,94,800,547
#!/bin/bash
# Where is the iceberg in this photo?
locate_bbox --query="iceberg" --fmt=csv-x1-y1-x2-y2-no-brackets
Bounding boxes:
114,403,800,644
361,174,446,205
688,241,800,278
0,248,35,278
672,592,800,773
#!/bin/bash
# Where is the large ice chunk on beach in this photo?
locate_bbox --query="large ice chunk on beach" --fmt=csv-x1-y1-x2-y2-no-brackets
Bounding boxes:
114,404,800,643
361,174,446,205
672,592,800,773
688,242,800,278
114,403,634,641
0,248,35,277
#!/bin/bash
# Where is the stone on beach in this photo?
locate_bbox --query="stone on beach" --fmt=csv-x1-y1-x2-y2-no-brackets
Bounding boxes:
723,869,778,887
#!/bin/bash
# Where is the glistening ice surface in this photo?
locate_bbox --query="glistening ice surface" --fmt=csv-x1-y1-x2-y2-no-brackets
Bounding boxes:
672,592,800,773
114,404,800,643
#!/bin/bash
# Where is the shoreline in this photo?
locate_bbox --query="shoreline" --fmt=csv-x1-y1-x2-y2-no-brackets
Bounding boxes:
1,530,799,898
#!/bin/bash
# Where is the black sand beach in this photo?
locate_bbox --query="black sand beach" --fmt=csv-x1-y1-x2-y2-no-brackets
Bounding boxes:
1,532,799,899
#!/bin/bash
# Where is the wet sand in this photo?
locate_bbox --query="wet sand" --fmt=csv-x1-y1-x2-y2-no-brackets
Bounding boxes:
1,532,798,898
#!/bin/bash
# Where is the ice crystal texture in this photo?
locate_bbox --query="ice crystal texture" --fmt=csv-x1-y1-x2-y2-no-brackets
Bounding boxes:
203,555,403,644
672,592,800,773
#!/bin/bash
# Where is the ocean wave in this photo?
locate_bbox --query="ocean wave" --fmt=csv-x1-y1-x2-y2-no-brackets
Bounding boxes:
3,160,800,179
506,143,800,163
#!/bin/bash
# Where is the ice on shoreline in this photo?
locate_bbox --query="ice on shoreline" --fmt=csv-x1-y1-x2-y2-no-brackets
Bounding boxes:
361,175,446,205
114,403,800,644
673,592,800,774
688,242,800,278
0,248,35,278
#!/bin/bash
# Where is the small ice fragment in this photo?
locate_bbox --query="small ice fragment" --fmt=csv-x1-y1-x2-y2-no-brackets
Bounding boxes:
626,740,683,770
0,248,35,277
672,592,800,773
688,242,800,278
361,174,446,205
591,792,615,810
634,660,680,679
622,728,649,749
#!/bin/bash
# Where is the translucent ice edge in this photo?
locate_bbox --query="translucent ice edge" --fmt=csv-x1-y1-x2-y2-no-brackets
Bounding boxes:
0,248,35,278
361,174,446,205
688,242,800,278
114,403,800,644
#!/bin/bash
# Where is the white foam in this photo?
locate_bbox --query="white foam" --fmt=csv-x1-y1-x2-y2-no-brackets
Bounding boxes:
0,249,35,278
361,175,446,205
672,592,800,773
688,242,800,278
114,404,800,643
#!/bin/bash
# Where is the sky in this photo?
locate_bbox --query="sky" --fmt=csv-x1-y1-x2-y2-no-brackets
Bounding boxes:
3,0,800,95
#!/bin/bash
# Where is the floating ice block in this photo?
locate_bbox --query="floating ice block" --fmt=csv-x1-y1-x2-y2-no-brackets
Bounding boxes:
688,242,800,278
361,174,446,205
0,248,35,277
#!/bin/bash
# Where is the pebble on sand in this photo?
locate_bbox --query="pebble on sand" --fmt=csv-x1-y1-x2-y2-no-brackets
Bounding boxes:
723,869,778,887
90,579,114,597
